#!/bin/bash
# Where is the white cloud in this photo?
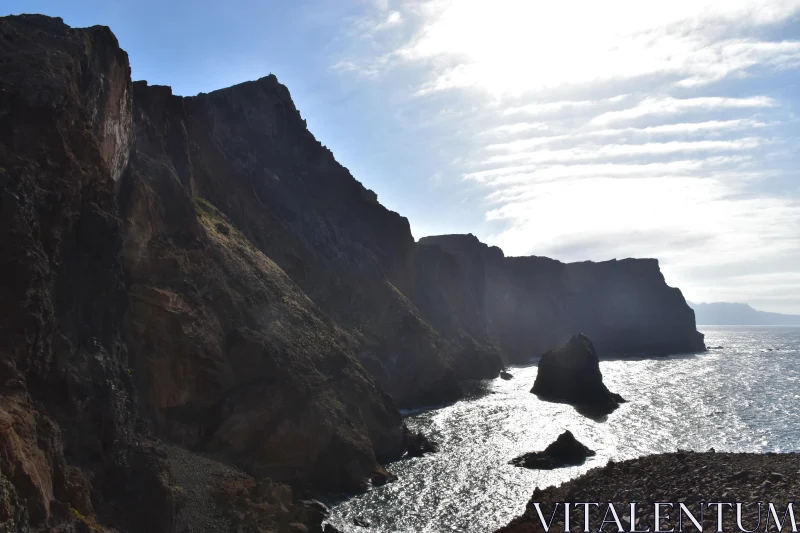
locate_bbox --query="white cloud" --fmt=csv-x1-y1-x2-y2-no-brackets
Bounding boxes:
464,157,752,184
335,0,800,311
385,1,800,94
588,119,768,136
485,176,800,264
483,138,763,165
591,96,777,125
502,99,602,116
482,122,551,135
386,11,403,25
371,10,403,30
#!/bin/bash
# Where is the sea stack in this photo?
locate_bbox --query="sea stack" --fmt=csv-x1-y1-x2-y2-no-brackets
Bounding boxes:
509,430,595,469
531,334,624,415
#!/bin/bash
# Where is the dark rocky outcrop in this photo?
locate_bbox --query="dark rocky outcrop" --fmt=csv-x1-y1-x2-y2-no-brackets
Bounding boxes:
509,431,595,469
532,334,624,415
411,234,706,364
353,516,372,528
403,426,439,458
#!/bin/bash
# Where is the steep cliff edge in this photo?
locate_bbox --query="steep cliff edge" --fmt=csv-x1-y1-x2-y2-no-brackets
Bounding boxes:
0,15,179,532
125,75,502,408
121,81,406,492
414,234,705,362
0,14,412,533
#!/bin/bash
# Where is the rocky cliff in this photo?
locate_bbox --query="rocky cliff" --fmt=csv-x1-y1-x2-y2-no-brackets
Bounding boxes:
1,14,704,533
413,234,705,363
0,15,180,532
0,14,418,533
123,75,502,410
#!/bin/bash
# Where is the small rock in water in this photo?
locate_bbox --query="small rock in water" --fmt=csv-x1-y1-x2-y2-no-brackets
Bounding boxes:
510,430,595,470
300,500,330,515
500,370,513,380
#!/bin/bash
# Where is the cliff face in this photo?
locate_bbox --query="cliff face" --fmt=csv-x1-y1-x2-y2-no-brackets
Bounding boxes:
123,75,502,409
121,79,409,492
415,234,705,363
0,14,416,533
0,14,506,533
0,15,179,532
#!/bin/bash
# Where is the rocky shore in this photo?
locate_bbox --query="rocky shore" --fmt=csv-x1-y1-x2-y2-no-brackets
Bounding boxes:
498,451,800,533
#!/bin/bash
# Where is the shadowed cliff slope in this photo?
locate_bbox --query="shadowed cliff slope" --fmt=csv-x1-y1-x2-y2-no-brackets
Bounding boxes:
121,78,411,491
0,14,181,532
124,74,503,409
0,14,407,533
412,234,705,362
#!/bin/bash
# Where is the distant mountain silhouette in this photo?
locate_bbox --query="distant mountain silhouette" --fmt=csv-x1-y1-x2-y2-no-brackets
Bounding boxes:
688,302,800,325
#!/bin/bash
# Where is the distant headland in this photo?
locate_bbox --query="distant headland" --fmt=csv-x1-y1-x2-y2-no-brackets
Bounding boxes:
689,301,800,326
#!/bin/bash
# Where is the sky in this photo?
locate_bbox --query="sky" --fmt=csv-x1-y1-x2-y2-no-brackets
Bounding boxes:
5,0,800,313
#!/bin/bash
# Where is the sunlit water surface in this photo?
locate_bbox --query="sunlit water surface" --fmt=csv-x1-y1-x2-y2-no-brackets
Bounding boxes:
326,326,800,533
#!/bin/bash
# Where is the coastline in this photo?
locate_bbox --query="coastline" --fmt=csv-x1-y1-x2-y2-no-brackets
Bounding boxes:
326,327,800,532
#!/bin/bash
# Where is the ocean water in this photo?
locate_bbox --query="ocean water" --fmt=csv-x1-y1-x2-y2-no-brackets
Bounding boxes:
326,326,800,533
